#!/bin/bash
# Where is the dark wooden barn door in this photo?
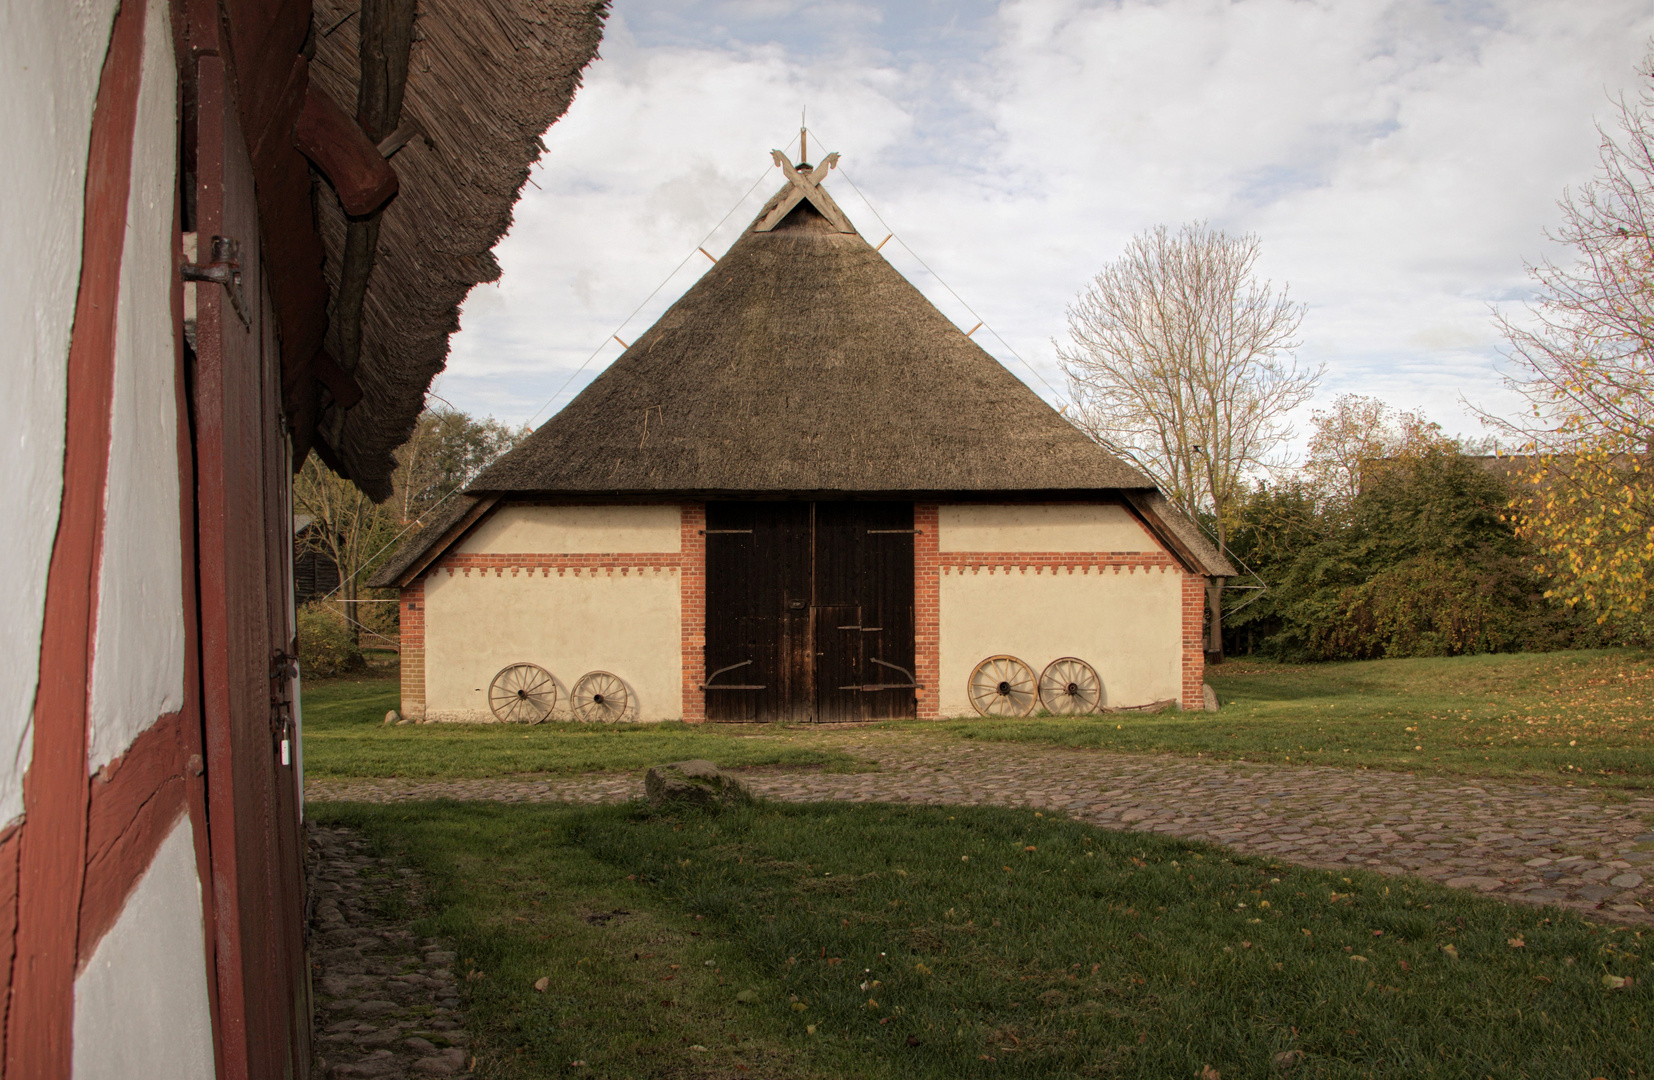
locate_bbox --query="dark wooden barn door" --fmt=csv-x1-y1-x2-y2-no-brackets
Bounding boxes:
704,502,916,723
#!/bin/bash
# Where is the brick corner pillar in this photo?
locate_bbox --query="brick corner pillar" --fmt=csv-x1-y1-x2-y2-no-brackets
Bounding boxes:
1181,571,1206,710
914,504,940,720
400,578,426,720
680,503,707,722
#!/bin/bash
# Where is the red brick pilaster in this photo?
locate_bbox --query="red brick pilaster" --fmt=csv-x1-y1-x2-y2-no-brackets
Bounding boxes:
680,504,707,722
914,504,940,719
400,578,426,720
1181,572,1206,710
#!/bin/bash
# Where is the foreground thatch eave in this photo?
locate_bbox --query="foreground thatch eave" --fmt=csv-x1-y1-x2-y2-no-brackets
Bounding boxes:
306,0,607,501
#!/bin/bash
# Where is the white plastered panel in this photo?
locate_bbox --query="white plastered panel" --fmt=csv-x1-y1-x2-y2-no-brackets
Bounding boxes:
72,813,215,1080
937,567,1184,716
423,568,682,721
458,504,681,554
938,503,1156,553
0,0,124,826
88,0,184,772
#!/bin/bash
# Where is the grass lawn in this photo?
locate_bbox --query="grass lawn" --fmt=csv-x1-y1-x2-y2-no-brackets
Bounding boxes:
299,675,859,779
936,650,1654,791
312,799,1651,1079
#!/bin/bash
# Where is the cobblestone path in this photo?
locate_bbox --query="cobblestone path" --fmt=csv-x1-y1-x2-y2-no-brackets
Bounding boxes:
307,735,1654,925
309,826,475,1079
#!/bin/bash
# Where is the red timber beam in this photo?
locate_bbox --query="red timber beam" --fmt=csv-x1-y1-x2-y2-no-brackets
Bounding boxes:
5,0,149,1073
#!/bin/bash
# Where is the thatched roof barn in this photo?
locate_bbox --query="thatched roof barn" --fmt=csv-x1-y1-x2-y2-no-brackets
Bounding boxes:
376,149,1231,728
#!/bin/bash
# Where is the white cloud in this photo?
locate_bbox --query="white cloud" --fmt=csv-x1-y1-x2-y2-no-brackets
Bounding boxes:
438,0,1652,455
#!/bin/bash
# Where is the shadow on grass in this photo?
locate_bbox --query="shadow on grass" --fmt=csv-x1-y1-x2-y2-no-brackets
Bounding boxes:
312,799,1650,1080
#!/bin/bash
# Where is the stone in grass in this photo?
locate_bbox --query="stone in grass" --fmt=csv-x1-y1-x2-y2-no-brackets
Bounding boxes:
1202,684,1219,713
383,710,400,725
645,760,752,808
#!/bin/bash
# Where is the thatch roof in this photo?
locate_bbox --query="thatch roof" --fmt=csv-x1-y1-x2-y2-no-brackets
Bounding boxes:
371,160,1238,583
306,0,607,500
471,179,1155,495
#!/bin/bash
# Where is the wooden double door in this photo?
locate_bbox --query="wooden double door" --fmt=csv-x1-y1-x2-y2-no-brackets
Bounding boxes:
704,501,917,723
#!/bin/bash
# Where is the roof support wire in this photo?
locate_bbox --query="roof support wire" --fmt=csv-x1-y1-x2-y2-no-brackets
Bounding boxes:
800,125,1072,411
519,134,801,431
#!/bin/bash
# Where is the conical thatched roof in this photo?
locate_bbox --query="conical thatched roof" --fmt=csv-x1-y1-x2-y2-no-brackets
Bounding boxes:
372,158,1239,585
469,171,1154,496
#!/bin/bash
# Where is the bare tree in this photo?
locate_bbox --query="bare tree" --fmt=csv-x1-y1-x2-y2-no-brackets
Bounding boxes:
1491,57,1654,455
1058,222,1318,659
1482,52,1654,637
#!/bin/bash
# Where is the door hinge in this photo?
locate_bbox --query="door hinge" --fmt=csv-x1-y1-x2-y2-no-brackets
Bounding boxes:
182,235,251,330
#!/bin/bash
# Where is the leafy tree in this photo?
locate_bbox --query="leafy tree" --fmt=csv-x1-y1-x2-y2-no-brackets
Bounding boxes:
392,407,529,525
1058,222,1319,657
1303,394,1453,508
293,406,528,651
1268,448,1583,660
292,454,403,648
1488,53,1654,643
1219,479,1323,655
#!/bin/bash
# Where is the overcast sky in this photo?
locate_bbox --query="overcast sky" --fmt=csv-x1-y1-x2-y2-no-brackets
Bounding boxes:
435,0,1653,460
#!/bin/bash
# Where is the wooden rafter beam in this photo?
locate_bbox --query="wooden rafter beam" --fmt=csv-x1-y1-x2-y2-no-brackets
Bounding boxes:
330,0,418,382
293,83,399,216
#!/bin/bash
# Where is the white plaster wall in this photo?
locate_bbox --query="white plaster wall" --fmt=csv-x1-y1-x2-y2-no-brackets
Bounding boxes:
459,504,681,555
72,813,215,1080
424,569,682,722
88,0,184,772
0,0,123,825
937,567,1184,716
938,503,1155,553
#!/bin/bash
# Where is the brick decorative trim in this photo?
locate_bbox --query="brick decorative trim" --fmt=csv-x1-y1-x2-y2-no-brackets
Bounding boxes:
1182,571,1206,710
399,578,425,720
914,505,940,719
431,553,681,577
680,505,706,723
938,551,1181,575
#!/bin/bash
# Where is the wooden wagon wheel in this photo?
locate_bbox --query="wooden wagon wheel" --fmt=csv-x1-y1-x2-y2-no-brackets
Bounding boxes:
967,655,1037,717
488,663,556,724
1039,657,1102,715
571,671,629,722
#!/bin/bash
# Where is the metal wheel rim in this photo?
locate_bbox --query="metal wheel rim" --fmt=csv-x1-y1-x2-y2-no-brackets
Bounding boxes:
572,671,629,722
488,663,557,724
1039,657,1101,715
967,655,1037,717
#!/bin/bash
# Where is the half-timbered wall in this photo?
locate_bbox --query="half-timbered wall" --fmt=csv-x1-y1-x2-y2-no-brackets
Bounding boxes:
932,503,1200,716
87,0,187,772
419,504,683,721
71,815,215,1079
3,1,314,1075
0,0,121,832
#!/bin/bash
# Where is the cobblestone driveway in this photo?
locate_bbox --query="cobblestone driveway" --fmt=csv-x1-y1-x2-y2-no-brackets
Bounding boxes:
307,733,1654,924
